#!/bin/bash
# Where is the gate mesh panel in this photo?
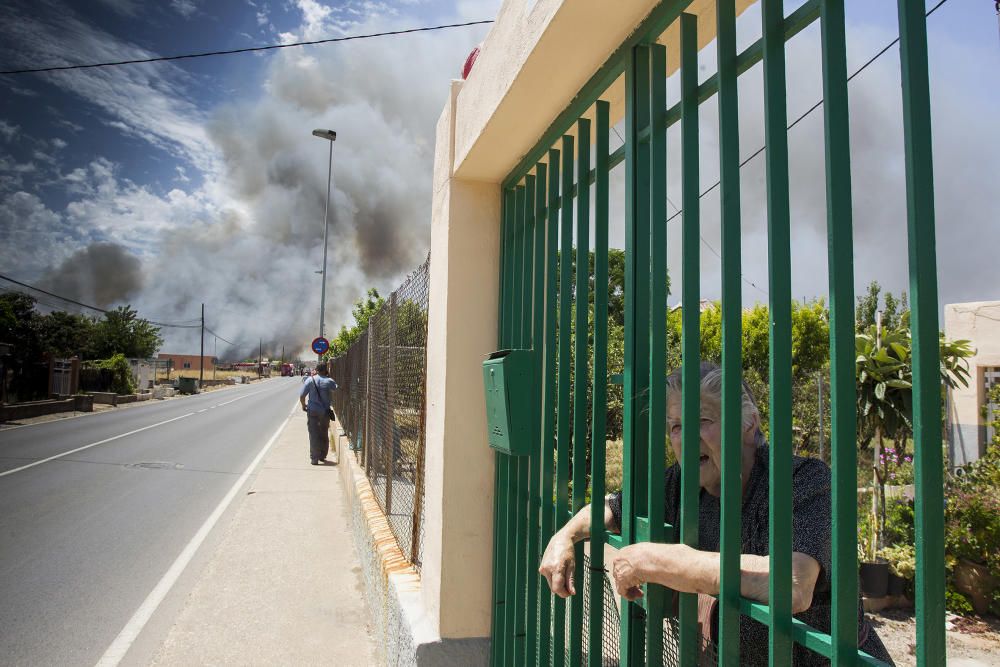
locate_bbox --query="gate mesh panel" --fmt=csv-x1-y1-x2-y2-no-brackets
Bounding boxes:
545,554,716,666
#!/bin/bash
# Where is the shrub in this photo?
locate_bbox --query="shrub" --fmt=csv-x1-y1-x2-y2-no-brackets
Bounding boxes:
883,497,915,547
945,447,1000,575
946,587,974,615
878,543,916,580
96,353,136,395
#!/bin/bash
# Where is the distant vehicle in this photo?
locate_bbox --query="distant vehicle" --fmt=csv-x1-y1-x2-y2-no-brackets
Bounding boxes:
280,363,295,377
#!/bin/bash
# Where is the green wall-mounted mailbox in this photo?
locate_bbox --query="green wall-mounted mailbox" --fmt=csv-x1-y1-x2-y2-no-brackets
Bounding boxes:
482,349,533,456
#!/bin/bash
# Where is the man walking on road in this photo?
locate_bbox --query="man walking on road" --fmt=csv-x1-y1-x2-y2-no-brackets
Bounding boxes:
299,361,338,465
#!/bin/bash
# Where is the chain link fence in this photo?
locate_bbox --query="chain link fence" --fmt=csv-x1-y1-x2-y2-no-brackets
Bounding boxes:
329,255,430,570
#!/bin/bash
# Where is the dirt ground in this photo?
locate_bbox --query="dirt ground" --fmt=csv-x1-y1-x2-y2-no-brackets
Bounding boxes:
871,609,1000,666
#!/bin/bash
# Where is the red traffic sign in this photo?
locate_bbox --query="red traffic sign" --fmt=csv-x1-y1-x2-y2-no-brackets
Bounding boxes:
311,337,330,355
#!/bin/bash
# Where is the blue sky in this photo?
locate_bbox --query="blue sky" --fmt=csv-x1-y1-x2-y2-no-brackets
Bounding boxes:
0,0,498,357
0,0,996,359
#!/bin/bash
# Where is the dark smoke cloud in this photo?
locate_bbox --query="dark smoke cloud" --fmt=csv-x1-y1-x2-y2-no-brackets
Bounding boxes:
41,241,143,308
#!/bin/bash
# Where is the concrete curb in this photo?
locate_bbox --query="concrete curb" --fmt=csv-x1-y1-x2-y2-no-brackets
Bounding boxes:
335,435,489,666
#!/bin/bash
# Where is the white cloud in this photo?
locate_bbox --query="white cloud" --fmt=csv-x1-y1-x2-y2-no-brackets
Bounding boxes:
0,120,19,142
50,138,68,150
0,5,219,174
0,191,81,279
170,0,198,18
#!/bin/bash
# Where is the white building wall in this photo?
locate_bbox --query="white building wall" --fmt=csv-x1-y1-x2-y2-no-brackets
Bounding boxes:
944,301,1000,466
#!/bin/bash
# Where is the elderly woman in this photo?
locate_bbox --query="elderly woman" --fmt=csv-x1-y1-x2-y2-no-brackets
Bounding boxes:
539,363,893,666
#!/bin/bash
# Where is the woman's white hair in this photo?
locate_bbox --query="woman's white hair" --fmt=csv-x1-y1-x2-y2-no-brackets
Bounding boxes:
665,362,760,430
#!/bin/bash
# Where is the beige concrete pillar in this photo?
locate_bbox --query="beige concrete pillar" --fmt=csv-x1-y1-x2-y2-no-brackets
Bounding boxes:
421,79,500,642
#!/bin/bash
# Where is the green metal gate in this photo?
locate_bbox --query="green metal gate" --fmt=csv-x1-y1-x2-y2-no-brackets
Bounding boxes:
489,1,944,665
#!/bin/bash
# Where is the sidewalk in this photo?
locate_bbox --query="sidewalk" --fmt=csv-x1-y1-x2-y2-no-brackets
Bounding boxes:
149,408,376,666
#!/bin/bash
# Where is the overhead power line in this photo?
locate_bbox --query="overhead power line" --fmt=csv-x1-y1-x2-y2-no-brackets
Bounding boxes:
204,327,236,346
0,273,200,328
0,19,494,75
664,0,953,230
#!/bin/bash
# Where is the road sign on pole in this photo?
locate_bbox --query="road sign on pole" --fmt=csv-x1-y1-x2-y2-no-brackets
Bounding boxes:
311,337,330,356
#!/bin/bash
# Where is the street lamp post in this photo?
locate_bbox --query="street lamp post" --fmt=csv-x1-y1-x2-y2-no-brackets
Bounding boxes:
312,128,337,358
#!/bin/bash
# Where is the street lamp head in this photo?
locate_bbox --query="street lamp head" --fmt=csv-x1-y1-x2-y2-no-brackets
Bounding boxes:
311,129,337,141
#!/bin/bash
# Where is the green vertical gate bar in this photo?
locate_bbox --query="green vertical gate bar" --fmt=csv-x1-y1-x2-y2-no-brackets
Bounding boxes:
716,1,743,664
496,456,512,667
553,134,575,667
512,186,526,349
761,0,793,664
588,101,610,667
522,175,536,349
512,175,537,665
495,187,518,667
819,1,858,663
527,162,547,667
504,189,517,346
539,147,560,667
569,116,591,667
492,189,513,667
503,184,526,667
645,41,668,667
677,12,702,667
896,3,945,665
621,43,651,667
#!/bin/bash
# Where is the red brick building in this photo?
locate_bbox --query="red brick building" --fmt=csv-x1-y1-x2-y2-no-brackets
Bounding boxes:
157,354,218,372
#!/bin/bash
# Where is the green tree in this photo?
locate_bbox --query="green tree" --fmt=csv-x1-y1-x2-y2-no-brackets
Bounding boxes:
0,293,42,364
327,288,385,358
669,300,829,382
558,248,636,329
855,326,973,554
855,280,908,333
93,306,163,358
37,311,97,358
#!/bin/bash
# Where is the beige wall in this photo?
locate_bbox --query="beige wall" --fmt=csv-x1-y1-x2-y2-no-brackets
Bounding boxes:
944,301,1000,465
420,0,751,645
453,0,755,183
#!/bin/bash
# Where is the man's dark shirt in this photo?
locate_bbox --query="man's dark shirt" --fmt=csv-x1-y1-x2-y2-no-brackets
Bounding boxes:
608,445,894,666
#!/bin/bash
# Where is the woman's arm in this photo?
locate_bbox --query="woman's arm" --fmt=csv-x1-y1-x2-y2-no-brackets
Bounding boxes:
611,543,821,613
539,499,617,598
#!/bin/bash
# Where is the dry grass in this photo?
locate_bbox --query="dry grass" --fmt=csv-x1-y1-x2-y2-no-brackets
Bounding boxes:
606,438,624,494
169,369,255,380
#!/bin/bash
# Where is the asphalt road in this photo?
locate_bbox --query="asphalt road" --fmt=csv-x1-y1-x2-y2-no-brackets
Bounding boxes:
0,377,304,666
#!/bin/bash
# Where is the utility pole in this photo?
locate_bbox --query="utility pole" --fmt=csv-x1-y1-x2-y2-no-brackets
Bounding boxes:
258,338,262,378
311,128,337,353
199,303,205,386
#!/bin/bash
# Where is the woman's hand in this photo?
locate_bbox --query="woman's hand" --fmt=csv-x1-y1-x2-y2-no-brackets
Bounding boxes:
611,543,654,601
539,532,577,598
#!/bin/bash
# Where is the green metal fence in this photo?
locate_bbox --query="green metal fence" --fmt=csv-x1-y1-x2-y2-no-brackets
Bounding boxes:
489,1,944,665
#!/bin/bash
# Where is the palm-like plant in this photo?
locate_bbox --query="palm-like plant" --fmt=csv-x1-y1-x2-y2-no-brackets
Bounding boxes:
855,327,973,558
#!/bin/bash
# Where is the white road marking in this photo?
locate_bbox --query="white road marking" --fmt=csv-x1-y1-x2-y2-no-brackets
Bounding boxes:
94,402,298,667
213,390,267,408
0,413,196,478
0,383,290,477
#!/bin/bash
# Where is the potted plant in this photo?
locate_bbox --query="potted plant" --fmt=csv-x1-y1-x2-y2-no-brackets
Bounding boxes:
857,506,889,598
878,544,914,598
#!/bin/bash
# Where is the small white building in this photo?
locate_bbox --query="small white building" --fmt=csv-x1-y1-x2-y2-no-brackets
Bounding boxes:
944,301,1000,466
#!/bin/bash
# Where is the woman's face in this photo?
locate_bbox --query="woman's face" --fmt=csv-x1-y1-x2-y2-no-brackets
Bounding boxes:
667,392,724,494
